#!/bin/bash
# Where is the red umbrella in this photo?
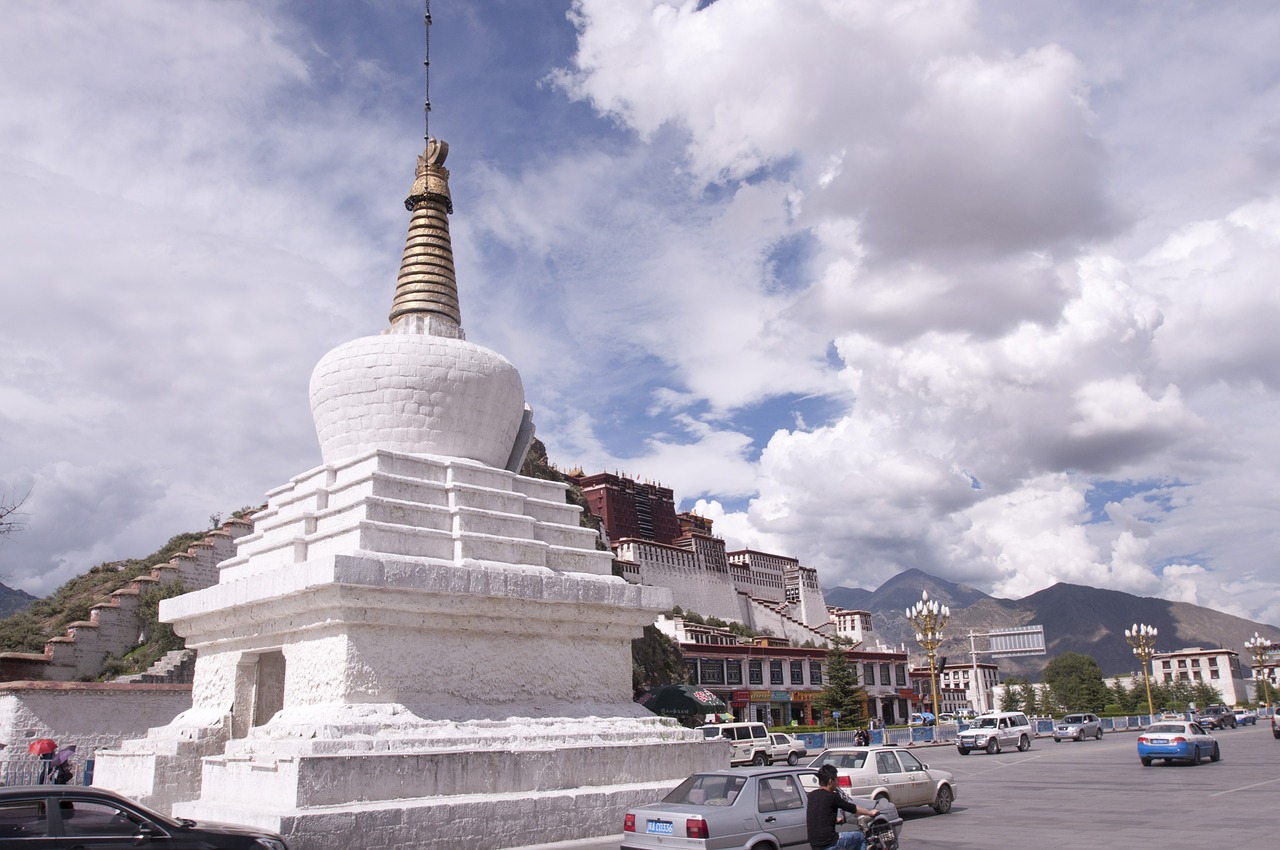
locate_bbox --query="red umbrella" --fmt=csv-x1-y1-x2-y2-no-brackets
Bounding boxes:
28,739,58,755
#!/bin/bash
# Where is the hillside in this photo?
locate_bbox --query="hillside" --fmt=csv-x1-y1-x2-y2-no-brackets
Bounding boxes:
827,572,1280,679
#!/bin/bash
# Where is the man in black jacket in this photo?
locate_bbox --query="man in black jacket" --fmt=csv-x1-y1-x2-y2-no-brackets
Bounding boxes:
806,763,879,850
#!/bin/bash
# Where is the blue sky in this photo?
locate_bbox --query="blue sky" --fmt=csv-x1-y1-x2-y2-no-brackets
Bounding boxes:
2,1,1280,632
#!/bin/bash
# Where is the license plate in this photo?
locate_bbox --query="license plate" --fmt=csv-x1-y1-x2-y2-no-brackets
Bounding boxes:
1151,738,1167,744
646,820,674,835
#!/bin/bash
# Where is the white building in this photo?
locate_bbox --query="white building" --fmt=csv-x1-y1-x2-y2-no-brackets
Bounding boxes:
939,662,1001,714
1152,646,1247,705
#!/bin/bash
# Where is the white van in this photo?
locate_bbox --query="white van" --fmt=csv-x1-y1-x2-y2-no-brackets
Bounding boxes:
701,721,772,766
956,711,1032,755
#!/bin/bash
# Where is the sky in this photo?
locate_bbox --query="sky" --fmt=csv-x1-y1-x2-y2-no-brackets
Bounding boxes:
2,0,1279,627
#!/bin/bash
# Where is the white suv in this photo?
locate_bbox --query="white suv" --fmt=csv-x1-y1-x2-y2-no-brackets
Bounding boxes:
701,722,772,766
956,711,1033,755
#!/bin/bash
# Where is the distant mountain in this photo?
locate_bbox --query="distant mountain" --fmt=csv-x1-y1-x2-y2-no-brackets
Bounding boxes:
826,572,1280,679
0,581,37,619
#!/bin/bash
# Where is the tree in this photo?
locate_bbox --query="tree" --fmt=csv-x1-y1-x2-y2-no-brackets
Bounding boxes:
816,645,867,726
1,491,28,538
1019,680,1040,715
1042,652,1110,713
1000,676,1026,712
632,625,689,698
1191,681,1224,708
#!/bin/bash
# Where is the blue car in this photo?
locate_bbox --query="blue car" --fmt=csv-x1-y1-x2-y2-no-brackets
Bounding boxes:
1136,720,1220,766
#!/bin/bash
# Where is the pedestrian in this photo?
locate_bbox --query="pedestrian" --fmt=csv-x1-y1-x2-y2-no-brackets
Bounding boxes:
806,763,879,850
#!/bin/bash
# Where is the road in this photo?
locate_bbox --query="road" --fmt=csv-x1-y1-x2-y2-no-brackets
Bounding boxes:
542,723,1279,850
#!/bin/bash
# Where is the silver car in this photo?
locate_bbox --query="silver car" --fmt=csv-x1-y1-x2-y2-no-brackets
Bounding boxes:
1053,713,1103,742
811,745,956,814
620,766,901,850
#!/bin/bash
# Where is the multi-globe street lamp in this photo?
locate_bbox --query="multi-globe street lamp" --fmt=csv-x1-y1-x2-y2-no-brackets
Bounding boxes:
906,592,949,721
1124,623,1159,719
1244,632,1273,709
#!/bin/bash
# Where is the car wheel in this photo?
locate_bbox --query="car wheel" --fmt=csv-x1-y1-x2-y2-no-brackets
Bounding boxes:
787,752,799,766
1210,744,1221,763
1053,737,1061,743
752,751,769,766
958,747,970,755
1075,731,1083,741
1018,735,1030,752
1095,728,1103,740
933,785,954,815
986,738,1000,754
1189,746,1201,765
1140,757,1152,766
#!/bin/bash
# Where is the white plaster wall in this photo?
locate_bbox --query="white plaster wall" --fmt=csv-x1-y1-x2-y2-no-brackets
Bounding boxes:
0,685,192,760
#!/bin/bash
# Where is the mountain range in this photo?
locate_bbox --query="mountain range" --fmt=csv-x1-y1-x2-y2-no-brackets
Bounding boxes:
826,569,1280,679
0,581,36,620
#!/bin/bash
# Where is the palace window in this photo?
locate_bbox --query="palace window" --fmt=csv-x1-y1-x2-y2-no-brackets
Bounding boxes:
770,660,785,685
727,660,742,686
790,661,805,685
810,661,823,685
749,660,764,685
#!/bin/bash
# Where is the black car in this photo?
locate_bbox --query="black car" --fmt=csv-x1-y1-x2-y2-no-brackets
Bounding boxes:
0,785,288,849
1194,705,1237,730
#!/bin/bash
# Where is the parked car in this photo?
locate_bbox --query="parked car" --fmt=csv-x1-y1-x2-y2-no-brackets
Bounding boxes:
1194,705,1237,730
1232,708,1258,726
701,721,772,766
1053,713,1103,742
956,711,1033,755
620,766,902,850
1273,710,1279,739
767,732,808,765
937,712,957,724
908,712,936,726
0,785,288,848
810,745,956,814
1136,721,1220,766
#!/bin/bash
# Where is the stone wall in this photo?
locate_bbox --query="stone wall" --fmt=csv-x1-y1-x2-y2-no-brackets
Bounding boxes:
0,681,192,759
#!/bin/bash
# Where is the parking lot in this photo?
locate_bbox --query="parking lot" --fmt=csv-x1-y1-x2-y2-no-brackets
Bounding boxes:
551,723,1279,850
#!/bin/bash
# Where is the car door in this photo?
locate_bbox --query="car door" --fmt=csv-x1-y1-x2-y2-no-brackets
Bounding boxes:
0,796,51,844
894,749,932,806
875,751,911,806
48,797,181,850
756,773,808,847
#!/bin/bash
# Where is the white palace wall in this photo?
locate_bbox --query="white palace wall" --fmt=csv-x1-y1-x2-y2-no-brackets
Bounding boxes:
0,682,191,760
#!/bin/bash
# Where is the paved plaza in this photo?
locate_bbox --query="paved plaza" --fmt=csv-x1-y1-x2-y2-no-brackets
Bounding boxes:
543,723,1279,850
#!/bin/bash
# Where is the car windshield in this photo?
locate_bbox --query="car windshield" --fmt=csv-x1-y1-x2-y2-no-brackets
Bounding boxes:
664,775,747,807
1062,715,1085,723
819,751,869,769
976,717,999,728
1146,724,1186,734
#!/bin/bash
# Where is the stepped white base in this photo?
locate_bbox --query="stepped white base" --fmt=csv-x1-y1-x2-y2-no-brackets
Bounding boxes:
93,450,724,848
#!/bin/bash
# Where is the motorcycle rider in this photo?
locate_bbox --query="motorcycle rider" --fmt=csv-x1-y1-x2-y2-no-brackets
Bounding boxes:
807,763,879,850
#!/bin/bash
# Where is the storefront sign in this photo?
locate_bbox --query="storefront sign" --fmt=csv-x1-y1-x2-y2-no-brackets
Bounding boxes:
791,690,820,701
749,690,773,702
771,690,790,701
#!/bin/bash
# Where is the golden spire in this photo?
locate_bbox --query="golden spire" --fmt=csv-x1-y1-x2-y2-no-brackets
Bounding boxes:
388,138,461,331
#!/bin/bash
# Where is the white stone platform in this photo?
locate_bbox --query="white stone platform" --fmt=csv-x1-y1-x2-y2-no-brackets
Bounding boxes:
94,450,724,849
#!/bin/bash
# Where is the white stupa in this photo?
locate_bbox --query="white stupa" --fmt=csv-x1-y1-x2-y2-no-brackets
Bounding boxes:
93,16,722,849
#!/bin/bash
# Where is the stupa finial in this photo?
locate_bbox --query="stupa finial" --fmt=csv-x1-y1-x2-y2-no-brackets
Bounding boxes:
388,0,461,333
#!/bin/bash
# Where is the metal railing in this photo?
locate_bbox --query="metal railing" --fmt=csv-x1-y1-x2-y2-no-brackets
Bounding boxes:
0,759,94,787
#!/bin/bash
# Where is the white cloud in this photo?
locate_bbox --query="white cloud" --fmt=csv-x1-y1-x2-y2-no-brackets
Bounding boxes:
4,0,1280,635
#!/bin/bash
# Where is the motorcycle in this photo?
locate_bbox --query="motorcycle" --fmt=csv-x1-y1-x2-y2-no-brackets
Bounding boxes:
858,808,901,850
840,794,902,850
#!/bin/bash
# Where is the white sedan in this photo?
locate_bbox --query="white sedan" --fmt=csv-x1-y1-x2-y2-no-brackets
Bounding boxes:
810,745,956,814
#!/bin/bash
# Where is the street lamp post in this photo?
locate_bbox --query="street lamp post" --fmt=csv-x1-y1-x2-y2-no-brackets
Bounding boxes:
906,592,950,721
1245,632,1273,709
1124,623,1158,720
